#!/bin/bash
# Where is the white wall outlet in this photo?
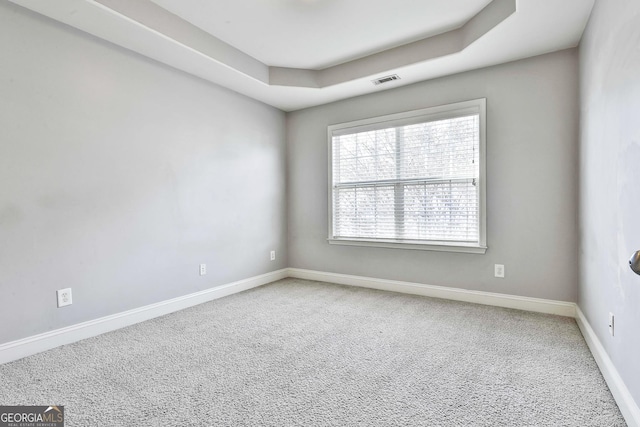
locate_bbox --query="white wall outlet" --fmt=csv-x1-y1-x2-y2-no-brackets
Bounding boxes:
609,312,615,336
57,288,72,308
494,264,505,278
199,263,207,276
270,250,276,261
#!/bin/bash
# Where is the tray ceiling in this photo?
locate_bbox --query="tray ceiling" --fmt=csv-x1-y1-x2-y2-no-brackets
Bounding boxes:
9,0,595,111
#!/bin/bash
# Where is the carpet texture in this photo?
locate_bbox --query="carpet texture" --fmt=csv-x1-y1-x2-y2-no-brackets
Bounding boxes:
0,278,626,426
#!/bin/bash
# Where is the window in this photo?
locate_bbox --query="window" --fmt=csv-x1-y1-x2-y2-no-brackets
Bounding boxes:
328,99,486,253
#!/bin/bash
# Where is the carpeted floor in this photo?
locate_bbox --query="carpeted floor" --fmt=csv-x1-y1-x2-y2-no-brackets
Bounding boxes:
0,278,626,426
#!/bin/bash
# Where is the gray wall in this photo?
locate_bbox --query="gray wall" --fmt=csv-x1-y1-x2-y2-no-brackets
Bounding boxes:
0,2,287,344
287,50,579,302
579,0,640,406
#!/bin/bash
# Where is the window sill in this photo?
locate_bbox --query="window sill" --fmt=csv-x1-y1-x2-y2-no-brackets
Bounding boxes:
327,238,487,254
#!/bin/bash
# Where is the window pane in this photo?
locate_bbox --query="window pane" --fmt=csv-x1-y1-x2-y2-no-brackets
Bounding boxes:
333,129,396,184
403,181,478,242
334,186,395,239
400,115,479,180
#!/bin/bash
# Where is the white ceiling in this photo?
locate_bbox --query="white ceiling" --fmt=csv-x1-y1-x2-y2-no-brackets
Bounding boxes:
10,0,595,111
149,0,493,70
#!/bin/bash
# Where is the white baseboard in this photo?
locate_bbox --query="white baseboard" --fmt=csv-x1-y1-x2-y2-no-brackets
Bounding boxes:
287,268,576,317
0,268,288,365
575,307,640,427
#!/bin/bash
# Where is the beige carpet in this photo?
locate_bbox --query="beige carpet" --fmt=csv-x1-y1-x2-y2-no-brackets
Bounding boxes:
0,278,626,426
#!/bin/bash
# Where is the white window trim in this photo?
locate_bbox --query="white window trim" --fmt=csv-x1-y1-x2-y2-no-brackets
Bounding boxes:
327,98,487,254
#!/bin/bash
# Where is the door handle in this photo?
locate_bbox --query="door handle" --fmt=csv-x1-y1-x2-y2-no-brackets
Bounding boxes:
630,251,640,275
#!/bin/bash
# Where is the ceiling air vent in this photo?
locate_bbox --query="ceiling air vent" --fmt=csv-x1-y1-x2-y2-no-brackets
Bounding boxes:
372,74,400,85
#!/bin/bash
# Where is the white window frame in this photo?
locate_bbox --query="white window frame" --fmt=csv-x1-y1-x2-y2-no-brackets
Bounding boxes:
327,98,487,254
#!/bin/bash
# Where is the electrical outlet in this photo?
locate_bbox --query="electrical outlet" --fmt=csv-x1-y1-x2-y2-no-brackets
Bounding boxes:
57,288,72,308
270,250,276,261
199,264,207,276
494,264,505,278
609,312,615,336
